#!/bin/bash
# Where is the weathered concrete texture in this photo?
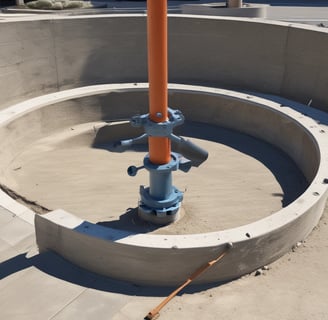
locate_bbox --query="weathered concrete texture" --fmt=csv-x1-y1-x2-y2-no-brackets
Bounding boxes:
281,25,328,108
0,86,308,232
0,11,327,318
1,83,327,285
1,15,328,111
1,207,328,320
0,19,58,108
52,16,148,90
4,120,307,232
168,17,288,94
181,3,268,18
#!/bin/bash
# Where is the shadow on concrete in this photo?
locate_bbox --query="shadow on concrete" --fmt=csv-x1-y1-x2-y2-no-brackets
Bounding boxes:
176,122,308,207
0,250,227,296
97,207,162,233
94,120,309,212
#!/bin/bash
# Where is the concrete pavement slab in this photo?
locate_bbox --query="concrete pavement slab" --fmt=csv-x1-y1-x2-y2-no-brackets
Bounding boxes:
0,205,15,225
113,297,162,320
0,266,87,320
0,216,34,246
0,207,36,258
112,313,130,320
0,10,328,320
0,264,30,294
17,210,35,225
11,233,37,255
0,238,17,261
52,289,130,320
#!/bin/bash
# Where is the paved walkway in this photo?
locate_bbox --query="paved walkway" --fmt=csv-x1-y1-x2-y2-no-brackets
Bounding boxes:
1,203,328,319
1,2,328,319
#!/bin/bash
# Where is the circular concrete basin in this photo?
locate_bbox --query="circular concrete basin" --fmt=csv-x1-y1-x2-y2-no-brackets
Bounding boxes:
1,83,327,285
1,13,328,286
1,92,308,234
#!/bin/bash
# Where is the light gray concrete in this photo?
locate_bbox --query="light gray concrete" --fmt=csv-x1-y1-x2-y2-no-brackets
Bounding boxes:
0,12,328,318
181,3,328,24
0,267,87,320
1,83,327,285
182,3,268,18
1,15,328,111
267,6,328,24
0,217,34,246
1,184,328,320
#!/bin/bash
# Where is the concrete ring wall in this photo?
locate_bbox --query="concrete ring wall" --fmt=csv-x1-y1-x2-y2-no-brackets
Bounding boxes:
1,15,328,112
1,14,328,285
1,83,328,285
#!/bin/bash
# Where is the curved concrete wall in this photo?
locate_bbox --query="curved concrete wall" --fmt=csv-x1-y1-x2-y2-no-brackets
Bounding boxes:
0,85,320,184
1,14,328,286
1,15,328,111
1,84,328,285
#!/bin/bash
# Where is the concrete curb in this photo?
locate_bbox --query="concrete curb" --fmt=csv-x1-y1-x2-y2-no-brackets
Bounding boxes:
1,83,327,285
181,3,268,18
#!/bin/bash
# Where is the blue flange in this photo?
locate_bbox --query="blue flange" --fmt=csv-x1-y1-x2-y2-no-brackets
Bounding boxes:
122,108,207,225
138,153,183,224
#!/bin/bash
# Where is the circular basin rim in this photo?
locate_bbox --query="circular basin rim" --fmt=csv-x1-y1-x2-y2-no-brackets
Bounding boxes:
1,83,328,249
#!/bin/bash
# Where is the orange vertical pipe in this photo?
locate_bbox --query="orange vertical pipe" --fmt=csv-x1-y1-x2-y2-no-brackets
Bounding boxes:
147,0,171,165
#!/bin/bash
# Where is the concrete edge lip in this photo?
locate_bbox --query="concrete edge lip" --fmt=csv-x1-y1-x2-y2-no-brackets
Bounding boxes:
2,83,328,285
181,3,268,18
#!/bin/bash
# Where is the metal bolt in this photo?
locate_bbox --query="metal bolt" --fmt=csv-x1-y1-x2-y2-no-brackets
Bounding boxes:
127,165,144,176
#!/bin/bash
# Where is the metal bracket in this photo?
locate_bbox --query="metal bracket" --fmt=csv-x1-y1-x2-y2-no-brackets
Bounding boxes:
130,108,184,137
116,108,208,168
115,107,208,224
128,153,192,177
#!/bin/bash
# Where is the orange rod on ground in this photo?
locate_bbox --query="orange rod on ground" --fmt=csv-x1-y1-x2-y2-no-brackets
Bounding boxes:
147,0,171,165
144,248,230,320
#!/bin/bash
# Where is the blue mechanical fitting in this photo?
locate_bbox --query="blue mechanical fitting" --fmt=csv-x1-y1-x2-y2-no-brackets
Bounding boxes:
130,108,184,137
140,153,183,207
122,107,208,225
128,153,191,224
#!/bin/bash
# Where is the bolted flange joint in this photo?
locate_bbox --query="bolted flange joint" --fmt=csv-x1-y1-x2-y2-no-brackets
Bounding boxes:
138,153,184,225
130,108,184,137
122,108,207,225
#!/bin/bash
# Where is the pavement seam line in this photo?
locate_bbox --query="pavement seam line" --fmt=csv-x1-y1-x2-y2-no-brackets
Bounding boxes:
48,286,90,320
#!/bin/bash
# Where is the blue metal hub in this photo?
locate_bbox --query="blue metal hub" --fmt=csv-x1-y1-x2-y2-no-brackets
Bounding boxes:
139,153,183,222
121,108,208,225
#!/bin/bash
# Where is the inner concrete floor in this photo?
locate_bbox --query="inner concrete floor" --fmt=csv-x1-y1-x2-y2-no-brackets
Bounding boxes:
3,121,307,234
1,5,328,319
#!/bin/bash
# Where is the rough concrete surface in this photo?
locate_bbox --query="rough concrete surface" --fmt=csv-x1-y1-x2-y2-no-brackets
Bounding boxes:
0,206,328,319
1,14,328,111
3,121,307,232
0,6,328,320
2,83,326,286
